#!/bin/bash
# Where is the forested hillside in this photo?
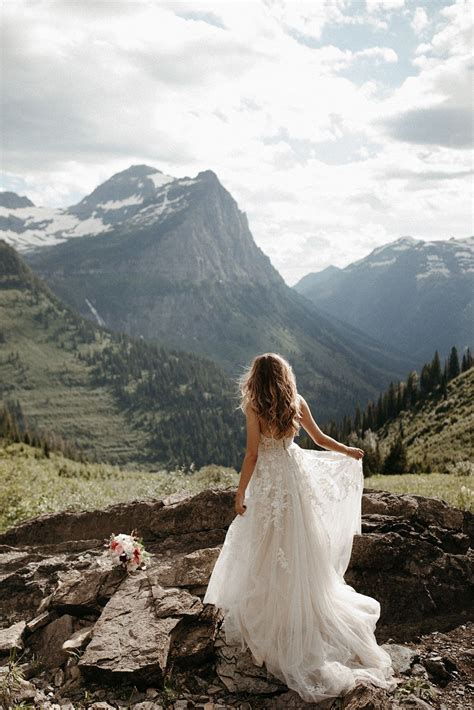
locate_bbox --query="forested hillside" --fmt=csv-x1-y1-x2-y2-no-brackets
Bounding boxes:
0,240,244,469
304,346,473,474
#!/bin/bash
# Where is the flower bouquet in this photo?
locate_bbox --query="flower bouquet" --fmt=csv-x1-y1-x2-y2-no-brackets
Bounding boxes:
106,528,151,572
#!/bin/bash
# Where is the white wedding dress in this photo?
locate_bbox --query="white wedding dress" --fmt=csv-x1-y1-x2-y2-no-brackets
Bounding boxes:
203,426,397,703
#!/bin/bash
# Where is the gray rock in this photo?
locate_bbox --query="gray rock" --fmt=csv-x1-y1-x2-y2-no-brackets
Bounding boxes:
341,683,392,709
50,556,126,613
0,619,26,653
399,694,434,709
78,569,181,683
29,614,75,669
26,610,57,633
214,627,285,694
147,575,203,617
381,642,417,673
62,624,94,653
151,547,220,588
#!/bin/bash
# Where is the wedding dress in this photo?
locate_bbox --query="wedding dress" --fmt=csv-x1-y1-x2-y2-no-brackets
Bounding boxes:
203,425,397,703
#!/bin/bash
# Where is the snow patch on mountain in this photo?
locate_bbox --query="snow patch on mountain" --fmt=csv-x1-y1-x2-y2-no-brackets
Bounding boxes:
98,195,144,210
149,172,175,190
85,298,106,326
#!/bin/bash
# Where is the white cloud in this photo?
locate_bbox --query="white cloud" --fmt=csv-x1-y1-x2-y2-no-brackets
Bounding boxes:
1,0,471,285
411,7,429,35
366,0,405,12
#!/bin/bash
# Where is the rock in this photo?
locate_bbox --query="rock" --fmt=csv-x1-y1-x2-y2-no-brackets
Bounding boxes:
50,557,126,613
341,682,392,709
171,604,220,665
0,668,38,704
423,656,452,685
151,547,221,589
26,609,57,633
0,499,168,547
62,624,94,653
398,694,434,709
0,487,471,706
29,614,75,669
0,619,26,653
411,662,429,677
78,569,181,684
381,643,417,673
214,627,285,694
53,667,64,686
147,575,203,617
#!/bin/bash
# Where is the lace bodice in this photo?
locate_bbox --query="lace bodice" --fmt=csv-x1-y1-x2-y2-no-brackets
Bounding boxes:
259,432,295,450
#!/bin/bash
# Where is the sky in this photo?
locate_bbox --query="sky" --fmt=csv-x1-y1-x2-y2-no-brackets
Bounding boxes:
1,0,473,285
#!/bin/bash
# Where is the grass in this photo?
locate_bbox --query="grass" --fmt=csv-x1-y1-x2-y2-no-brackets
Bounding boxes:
1,440,472,534
364,472,473,513
0,441,239,533
379,368,474,470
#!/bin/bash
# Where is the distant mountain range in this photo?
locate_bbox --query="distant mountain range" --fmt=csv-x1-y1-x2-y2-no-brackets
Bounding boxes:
294,236,474,365
0,240,244,469
0,165,412,422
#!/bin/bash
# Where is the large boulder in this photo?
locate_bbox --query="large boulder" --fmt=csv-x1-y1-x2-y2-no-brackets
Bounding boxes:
0,487,471,708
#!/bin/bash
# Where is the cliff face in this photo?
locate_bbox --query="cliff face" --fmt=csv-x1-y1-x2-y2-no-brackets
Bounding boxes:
0,488,472,708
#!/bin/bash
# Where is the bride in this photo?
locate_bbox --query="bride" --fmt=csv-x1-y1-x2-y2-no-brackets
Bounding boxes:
203,352,397,703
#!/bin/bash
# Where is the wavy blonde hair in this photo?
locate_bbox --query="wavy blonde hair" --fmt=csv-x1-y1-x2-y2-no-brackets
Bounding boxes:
237,352,302,438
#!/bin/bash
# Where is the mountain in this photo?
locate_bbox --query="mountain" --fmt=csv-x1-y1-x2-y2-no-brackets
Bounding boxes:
0,191,35,209
3,164,412,422
294,236,474,365
0,240,243,469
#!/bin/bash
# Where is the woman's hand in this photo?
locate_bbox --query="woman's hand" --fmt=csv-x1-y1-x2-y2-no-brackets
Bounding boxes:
235,490,247,515
345,446,365,460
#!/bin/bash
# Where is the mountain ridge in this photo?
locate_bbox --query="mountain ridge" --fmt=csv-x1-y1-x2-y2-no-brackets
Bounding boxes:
11,165,414,422
294,235,474,364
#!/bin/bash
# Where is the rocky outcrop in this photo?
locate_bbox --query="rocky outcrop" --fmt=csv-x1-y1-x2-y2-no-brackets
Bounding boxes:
0,487,472,709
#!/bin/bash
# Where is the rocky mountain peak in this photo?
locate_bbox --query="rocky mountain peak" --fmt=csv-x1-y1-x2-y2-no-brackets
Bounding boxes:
0,191,35,209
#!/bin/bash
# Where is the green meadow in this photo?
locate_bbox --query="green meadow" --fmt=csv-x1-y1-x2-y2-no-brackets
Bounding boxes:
1,440,471,534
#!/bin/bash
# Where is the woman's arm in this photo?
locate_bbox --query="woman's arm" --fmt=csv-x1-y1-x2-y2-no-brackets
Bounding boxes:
299,396,364,460
235,405,260,515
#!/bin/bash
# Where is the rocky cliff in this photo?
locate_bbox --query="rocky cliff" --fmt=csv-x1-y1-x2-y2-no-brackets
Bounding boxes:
0,488,472,709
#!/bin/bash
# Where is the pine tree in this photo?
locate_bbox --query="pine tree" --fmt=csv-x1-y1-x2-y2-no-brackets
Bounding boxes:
405,371,418,408
430,350,442,389
420,363,432,398
383,435,408,475
354,405,362,434
462,346,473,372
447,346,460,380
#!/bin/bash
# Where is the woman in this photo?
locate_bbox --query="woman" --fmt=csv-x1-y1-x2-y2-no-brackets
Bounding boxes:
203,352,397,703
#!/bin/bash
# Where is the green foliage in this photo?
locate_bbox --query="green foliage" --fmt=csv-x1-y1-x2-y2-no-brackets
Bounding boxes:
0,647,26,709
0,241,245,469
383,434,408,475
394,676,440,702
0,441,239,532
364,472,473,513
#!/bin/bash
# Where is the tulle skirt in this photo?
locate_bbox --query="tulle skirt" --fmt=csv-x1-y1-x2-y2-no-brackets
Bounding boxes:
203,440,397,703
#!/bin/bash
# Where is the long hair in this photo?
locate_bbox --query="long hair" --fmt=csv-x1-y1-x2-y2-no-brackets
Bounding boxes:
237,352,302,438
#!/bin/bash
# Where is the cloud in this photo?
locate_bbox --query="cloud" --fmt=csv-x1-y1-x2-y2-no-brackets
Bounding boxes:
1,0,472,284
378,105,473,149
366,0,405,12
411,7,429,35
